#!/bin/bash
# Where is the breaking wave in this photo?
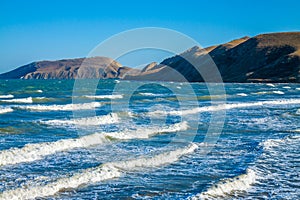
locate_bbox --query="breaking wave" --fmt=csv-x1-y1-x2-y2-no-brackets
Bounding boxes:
190,169,256,199
139,92,167,97
0,121,188,166
83,94,123,99
149,99,300,116
0,94,14,99
0,107,13,114
0,143,197,200
42,113,119,126
236,93,248,97
266,83,275,87
261,135,300,150
272,91,285,95
1,97,33,103
14,102,102,111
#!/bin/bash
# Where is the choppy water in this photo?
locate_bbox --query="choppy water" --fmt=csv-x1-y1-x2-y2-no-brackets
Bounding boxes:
0,79,299,199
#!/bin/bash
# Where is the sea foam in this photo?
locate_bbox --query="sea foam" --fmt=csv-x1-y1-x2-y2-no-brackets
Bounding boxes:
0,143,197,200
83,94,123,99
15,102,102,111
190,169,256,199
149,99,300,116
0,121,188,166
1,97,33,103
0,107,13,114
0,94,14,99
236,93,248,97
42,113,119,126
272,91,285,95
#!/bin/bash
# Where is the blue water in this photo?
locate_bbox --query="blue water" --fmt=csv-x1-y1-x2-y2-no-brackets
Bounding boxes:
0,79,299,199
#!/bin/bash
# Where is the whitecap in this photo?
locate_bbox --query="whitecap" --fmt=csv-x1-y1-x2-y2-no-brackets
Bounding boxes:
236,93,248,97
0,107,13,114
190,169,256,199
0,94,14,99
251,91,268,95
1,97,33,103
272,91,285,95
84,94,123,99
139,92,167,97
148,99,300,116
0,143,197,200
15,102,101,111
266,83,275,87
42,113,119,126
282,86,291,89
0,121,188,166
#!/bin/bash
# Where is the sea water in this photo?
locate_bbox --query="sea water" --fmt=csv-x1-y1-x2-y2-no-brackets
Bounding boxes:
0,79,299,199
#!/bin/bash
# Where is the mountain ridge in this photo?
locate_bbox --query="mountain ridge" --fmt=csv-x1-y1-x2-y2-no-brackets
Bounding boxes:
1,32,300,82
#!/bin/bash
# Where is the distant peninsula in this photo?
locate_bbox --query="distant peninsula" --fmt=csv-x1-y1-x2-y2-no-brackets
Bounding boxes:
1,32,299,83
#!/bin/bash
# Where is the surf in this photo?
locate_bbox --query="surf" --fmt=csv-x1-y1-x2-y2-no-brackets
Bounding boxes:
1,97,33,103
0,143,198,200
0,121,188,166
190,169,256,199
83,94,123,99
14,102,102,111
0,107,13,114
41,113,119,126
148,98,300,116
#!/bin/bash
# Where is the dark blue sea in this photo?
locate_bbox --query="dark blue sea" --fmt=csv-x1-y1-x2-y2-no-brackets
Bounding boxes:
0,79,299,199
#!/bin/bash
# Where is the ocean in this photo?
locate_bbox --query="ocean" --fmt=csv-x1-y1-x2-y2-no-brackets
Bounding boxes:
0,79,299,199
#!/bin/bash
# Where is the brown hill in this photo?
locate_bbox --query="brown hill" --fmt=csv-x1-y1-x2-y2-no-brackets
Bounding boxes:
0,57,131,79
1,32,300,82
124,32,300,83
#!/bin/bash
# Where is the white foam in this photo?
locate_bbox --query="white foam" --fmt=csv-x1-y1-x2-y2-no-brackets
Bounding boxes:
112,143,197,170
262,138,283,150
251,91,268,95
84,94,123,99
0,144,197,200
0,121,188,166
191,169,256,199
261,135,300,150
0,107,13,114
236,93,248,97
296,88,300,90
42,113,119,126
149,99,300,116
1,97,33,103
266,83,275,87
0,94,14,99
105,121,188,140
15,102,102,111
282,86,291,89
272,91,285,95
36,90,43,93
139,92,164,97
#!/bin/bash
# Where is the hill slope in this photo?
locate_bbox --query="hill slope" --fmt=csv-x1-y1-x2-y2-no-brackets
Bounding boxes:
0,57,131,79
1,32,300,82
124,32,300,83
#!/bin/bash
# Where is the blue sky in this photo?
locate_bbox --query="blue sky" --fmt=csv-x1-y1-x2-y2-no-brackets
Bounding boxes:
0,0,299,73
